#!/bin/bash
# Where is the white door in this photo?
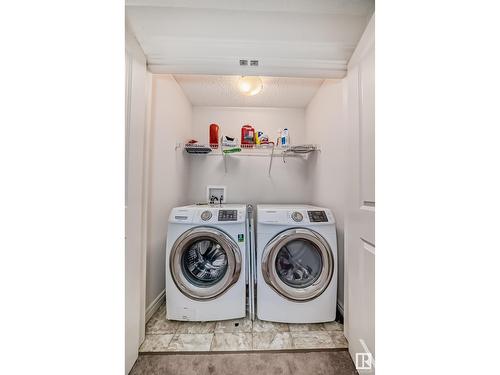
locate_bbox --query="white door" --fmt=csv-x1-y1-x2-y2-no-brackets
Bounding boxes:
344,15,375,374
125,36,148,374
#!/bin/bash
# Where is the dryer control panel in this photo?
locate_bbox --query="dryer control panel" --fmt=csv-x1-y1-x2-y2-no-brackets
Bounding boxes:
257,205,335,226
307,210,328,222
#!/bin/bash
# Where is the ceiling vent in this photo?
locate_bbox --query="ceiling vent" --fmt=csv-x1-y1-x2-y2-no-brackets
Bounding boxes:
239,59,259,66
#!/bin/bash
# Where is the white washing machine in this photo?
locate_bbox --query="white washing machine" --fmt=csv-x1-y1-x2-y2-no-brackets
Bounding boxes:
256,204,338,323
166,204,248,321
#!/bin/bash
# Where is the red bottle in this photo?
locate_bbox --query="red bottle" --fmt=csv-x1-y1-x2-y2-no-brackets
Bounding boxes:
209,123,219,148
241,124,255,147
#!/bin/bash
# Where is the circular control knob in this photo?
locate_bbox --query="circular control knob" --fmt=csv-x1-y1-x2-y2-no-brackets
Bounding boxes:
291,211,303,222
201,210,212,221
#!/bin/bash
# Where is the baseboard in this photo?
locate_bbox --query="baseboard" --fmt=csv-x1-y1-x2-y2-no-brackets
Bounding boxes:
145,289,165,323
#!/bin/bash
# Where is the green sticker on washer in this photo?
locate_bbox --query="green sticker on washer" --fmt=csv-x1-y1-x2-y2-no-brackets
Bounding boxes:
238,234,244,242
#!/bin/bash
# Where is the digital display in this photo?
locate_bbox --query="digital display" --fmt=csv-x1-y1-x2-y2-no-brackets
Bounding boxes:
307,211,328,222
218,210,237,221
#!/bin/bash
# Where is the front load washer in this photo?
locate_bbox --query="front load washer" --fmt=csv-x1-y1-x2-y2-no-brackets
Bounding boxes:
166,204,247,321
256,204,338,323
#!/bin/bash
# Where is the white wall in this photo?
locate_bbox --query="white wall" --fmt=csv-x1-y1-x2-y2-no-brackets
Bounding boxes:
146,74,192,306
187,106,313,205
305,79,348,308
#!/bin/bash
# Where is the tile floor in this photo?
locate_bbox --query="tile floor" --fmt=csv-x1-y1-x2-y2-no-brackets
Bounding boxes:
139,302,348,353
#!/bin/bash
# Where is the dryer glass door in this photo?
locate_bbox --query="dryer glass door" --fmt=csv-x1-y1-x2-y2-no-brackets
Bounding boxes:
275,238,323,288
262,228,333,301
170,227,242,300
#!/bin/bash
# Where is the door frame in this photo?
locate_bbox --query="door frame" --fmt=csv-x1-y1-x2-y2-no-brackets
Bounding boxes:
125,27,150,374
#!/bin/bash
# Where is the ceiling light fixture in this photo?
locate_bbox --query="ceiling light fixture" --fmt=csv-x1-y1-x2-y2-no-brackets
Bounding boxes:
238,76,263,96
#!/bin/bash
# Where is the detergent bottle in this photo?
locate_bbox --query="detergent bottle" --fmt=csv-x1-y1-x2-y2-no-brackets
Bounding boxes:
241,125,255,146
209,123,219,148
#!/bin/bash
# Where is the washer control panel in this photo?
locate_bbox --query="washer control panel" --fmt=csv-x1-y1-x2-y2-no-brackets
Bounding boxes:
307,210,329,222
218,209,238,222
291,211,304,222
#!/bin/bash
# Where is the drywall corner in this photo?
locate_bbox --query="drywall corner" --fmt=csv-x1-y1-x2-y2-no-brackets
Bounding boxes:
145,74,193,307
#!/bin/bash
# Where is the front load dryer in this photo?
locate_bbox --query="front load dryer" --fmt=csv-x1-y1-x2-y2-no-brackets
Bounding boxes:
256,204,338,323
166,204,247,321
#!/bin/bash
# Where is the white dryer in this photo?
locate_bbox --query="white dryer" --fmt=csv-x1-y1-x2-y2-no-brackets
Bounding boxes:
256,204,338,323
166,204,247,321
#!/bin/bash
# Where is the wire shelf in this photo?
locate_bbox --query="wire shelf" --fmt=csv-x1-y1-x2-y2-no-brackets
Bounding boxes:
181,143,319,155
177,141,320,175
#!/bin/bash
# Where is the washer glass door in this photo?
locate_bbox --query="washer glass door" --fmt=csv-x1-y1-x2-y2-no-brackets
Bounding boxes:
171,227,242,300
262,228,333,301
181,238,228,287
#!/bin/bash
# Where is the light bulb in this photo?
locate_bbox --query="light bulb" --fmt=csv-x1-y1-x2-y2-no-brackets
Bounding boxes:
238,76,263,96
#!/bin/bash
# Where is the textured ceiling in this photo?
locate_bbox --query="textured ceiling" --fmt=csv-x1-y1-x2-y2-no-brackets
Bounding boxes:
173,75,326,108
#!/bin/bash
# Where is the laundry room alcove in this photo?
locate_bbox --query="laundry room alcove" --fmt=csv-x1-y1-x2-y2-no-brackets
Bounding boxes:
138,73,350,354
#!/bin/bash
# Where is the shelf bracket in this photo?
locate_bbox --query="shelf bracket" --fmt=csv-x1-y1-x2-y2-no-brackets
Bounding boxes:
282,150,288,164
268,144,275,176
